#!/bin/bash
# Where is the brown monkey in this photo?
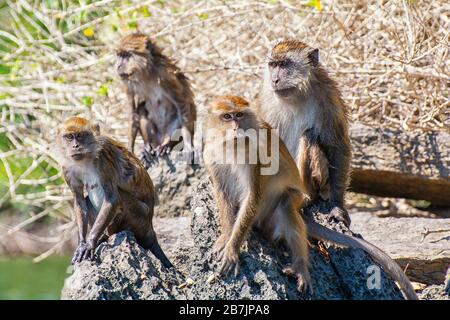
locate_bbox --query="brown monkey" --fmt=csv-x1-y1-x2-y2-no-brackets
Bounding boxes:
58,116,173,268
258,40,351,227
116,32,197,168
204,96,417,299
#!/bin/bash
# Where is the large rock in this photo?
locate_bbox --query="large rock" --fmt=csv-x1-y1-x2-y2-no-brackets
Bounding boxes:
146,151,206,217
62,179,412,300
350,213,450,285
419,268,450,300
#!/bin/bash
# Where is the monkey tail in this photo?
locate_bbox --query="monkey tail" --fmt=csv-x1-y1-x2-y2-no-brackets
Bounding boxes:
305,218,418,300
143,231,174,269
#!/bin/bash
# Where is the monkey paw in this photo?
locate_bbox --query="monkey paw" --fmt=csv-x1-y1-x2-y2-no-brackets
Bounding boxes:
139,146,158,169
328,205,351,227
72,242,95,264
213,234,229,254
282,267,313,294
218,245,240,277
155,143,173,157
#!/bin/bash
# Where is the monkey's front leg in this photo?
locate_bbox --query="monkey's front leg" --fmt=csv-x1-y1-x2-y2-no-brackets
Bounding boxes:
127,92,139,153
218,187,260,277
327,150,351,227
211,178,236,253
80,191,119,261
72,193,90,264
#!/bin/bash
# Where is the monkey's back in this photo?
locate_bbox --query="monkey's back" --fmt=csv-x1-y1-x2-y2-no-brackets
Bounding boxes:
96,136,155,203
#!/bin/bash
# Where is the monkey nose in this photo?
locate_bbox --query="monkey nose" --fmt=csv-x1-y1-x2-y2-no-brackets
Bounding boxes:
272,78,280,85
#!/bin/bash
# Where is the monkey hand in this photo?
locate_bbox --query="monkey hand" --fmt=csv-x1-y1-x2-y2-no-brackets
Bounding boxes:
72,241,95,264
217,244,240,278
139,145,158,169
156,142,174,157
282,267,313,294
328,204,351,227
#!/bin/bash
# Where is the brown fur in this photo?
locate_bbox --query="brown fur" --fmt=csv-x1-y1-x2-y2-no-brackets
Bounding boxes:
206,96,417,299
58,117,172,267
204,96,312,293
116,32,197,166
258,39,351,226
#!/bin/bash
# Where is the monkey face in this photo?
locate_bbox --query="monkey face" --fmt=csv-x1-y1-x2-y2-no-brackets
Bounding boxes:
61,130,97,161
268,40,320,96
207,96,259,133
59,117,99,162
116,50,149,81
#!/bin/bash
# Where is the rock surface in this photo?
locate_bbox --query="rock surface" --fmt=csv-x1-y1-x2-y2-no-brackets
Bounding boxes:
62,179,412,300
350,213,450,285
349,124,450,205
419,268,450,300
146,151,206,217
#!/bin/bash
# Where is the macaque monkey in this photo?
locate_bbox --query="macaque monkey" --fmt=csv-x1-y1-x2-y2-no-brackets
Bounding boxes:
58,117,173,268
258,40,351,227
204,96,417,299
116,32,197,168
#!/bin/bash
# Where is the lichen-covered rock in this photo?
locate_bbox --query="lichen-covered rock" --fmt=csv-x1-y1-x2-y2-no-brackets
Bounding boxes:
62,179,408,300
186,179,403,300
146,151,206,217
61,231,186,300
419,268,450,300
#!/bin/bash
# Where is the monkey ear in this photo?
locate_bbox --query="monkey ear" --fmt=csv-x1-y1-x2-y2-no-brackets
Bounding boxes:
308,48,319,67
91,123,100,135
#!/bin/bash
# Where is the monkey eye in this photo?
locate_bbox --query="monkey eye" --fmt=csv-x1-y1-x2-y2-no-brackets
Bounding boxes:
222,113,232,120
118,51,131,58
279,59,290,67
235,112,244,118
63,134,74,141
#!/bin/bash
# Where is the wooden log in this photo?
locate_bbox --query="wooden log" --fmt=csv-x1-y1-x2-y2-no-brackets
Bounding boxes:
349,124,450,205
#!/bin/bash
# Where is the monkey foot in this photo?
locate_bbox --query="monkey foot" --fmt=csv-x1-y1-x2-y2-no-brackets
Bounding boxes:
217,245,240,277
72,242,95,264
213,234,229,254
282,267,313,294
328,205,351,227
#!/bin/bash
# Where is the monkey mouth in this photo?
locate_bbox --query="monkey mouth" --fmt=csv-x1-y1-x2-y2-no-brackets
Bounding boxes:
273,87,297,97
119,72,133,80
70,153,85,160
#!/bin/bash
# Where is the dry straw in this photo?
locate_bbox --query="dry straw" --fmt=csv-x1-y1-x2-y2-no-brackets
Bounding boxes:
0,0,448,257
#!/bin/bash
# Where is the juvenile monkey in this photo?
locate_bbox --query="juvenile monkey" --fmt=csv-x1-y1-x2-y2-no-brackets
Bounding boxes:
116,32,197,167
258,40,351,226
204,96,417,299
58,117,173,268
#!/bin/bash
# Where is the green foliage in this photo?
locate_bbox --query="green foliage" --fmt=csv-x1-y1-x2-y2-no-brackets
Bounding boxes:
82,96,93,107
0,256,71,299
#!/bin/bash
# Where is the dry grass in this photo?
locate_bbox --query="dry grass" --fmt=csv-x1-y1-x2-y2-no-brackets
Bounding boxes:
0,0,448,257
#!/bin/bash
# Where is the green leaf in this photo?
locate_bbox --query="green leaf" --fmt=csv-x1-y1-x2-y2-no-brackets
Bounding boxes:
82,96,93,108
198,13,209,20
97,84,109,97
0,64,11,74
141,6,151,17
128,20,138,29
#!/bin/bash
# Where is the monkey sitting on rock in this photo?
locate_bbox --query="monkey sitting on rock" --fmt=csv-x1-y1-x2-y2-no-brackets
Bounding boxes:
57,116,173,268
258,40,352,227
204,95,417,299
116,32,197,168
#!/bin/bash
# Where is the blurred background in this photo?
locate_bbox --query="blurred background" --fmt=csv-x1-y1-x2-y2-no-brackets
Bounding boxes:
0,0,448,299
